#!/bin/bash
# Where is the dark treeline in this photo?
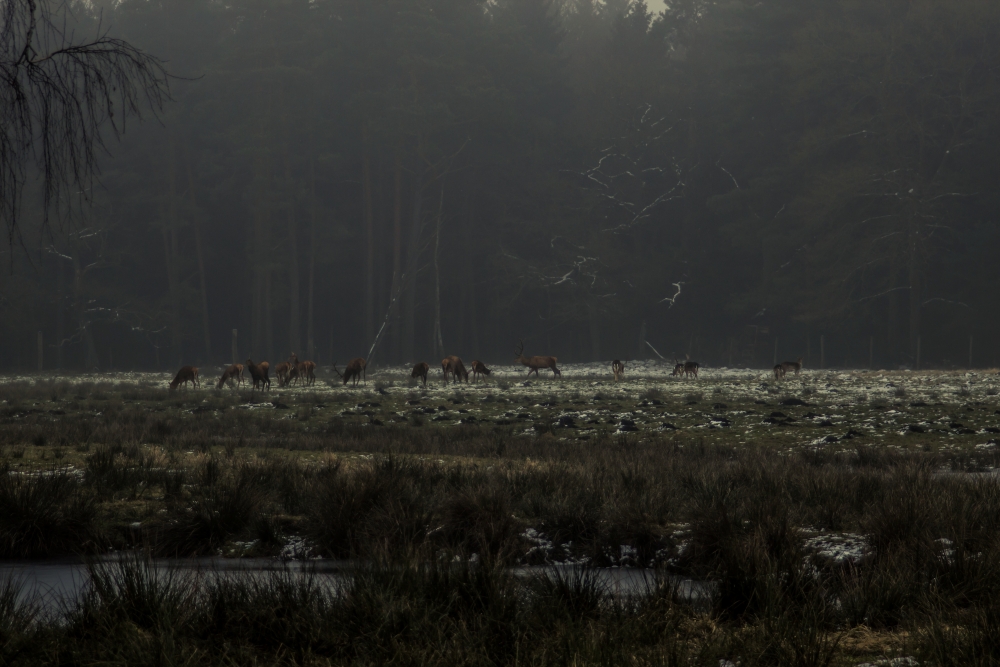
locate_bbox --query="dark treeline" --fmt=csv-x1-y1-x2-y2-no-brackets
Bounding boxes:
3,0,1000,372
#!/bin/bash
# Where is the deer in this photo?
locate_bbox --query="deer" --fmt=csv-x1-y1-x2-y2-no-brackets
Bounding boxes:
470,360,491,383
779,357,803,376
333,358,366,386
245,358,271,392
284,354,316,387
273,361,292,387
671,359,700,379
300,360,317,386
169,366,199,391
216,363,244,390
612,359,625,382
411,362,429,387
514,340,561,379
442,356,469,384
773,364,786,380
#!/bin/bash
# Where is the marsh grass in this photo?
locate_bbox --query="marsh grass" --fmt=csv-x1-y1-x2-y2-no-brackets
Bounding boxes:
0,552,867,666
0,376,998,664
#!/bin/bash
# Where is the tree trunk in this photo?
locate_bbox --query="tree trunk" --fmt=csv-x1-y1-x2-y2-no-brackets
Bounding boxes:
403,172,424,362
391,150,403,363
265,269,274,362
464,195,479,355
908,228,921,362
362,125,375,347
284,151,301,355
307,159,318,361
185,153,211,363
432,178,445,358
56,256,65,370
166,143,183,367
251,146,269,359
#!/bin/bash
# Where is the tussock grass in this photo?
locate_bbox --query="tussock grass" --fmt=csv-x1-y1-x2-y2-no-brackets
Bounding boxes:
0,469,99,558
0,376,999,663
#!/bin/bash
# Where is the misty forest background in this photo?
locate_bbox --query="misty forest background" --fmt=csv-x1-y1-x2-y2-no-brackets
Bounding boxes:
3,0,1000,373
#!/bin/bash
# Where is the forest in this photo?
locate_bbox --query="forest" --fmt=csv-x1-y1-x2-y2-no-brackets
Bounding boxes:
3,0,999,372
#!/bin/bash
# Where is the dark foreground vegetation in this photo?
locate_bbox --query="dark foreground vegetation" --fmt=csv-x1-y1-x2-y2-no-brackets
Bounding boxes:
0,550,994,667
1,375,1000,663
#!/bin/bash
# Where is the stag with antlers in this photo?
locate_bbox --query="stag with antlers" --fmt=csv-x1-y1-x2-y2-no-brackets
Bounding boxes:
334,358,366,386
514,340,561,379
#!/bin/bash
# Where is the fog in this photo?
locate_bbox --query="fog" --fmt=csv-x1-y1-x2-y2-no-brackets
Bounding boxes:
3,0,1000,374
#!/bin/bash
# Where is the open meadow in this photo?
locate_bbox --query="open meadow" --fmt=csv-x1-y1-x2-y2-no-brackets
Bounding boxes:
0,363,998,665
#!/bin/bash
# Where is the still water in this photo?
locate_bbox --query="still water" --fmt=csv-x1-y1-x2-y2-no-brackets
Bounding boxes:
0,558,714,611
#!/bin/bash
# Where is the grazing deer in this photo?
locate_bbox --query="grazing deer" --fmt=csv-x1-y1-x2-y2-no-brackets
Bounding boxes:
333,358,366,386
216,363,244,390
273,361,292,387
300,360,317,386
779,357,803,376
245,358,271,392
411,362,429,387
169,366,199,391
470,360,491,383
773,364,786,380
683,361,700,378
514,340,561,379
442,356,469,384
671,363,684,377
612,359,625,382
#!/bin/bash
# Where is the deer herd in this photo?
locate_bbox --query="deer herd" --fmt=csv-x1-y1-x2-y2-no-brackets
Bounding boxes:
168,343,805,391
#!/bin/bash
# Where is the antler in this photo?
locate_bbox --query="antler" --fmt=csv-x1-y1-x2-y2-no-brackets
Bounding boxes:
515,340,524,357
331,361,344,378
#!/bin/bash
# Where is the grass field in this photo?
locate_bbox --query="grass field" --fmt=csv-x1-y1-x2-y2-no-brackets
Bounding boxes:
0,364,998,665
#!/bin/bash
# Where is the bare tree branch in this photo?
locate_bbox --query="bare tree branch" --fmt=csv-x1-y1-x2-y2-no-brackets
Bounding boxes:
1,0,169,244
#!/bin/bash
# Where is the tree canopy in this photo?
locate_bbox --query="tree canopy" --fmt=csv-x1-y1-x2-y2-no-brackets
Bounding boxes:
2,0,999,371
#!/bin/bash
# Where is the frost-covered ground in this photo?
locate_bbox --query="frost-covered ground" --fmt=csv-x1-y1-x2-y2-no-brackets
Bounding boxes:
3,363,997,576
5,363,1000,446
6,360,997,400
